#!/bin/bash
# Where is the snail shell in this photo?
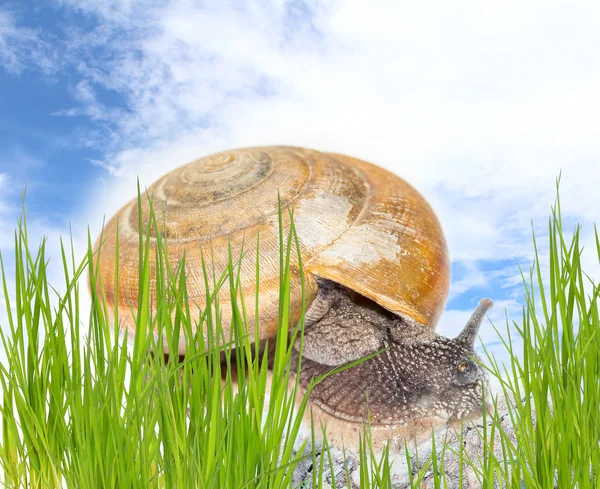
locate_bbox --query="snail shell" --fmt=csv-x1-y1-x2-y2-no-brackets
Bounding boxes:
95,146,450,354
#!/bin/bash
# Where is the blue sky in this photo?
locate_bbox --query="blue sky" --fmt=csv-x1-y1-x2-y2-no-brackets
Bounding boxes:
1,0,599,367
0,2,108,226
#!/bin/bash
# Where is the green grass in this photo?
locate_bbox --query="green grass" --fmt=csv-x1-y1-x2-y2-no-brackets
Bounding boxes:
0,186,598,488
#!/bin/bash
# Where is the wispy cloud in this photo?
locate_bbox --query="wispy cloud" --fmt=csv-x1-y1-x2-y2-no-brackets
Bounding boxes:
0,8,59,75
52,79,127,124
59,2,598,274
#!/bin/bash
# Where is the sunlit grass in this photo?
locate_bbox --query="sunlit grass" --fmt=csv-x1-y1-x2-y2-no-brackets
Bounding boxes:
0,185,597,488
475,190,600,488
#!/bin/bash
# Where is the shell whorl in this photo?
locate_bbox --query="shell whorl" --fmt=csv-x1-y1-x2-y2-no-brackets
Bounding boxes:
95,146,450,354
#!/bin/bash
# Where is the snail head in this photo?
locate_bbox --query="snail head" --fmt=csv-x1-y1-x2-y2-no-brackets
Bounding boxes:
297,283,494,448
389,298,494,423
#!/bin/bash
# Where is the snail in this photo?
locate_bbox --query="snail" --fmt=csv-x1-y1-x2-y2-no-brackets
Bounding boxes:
95,146,493,450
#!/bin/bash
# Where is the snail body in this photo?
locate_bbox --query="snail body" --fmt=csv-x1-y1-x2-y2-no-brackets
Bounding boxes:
95,146,492,450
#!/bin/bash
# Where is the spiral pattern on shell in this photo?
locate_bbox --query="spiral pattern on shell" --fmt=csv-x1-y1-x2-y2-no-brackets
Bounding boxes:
95,146,450,354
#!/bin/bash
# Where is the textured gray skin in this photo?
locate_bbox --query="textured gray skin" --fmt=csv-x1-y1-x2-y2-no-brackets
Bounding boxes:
295,278,492,425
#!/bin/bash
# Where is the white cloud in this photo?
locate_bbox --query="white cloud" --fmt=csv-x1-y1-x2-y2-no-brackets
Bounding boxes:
0,9,59,74
57,1,597,254
53,80,127,124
